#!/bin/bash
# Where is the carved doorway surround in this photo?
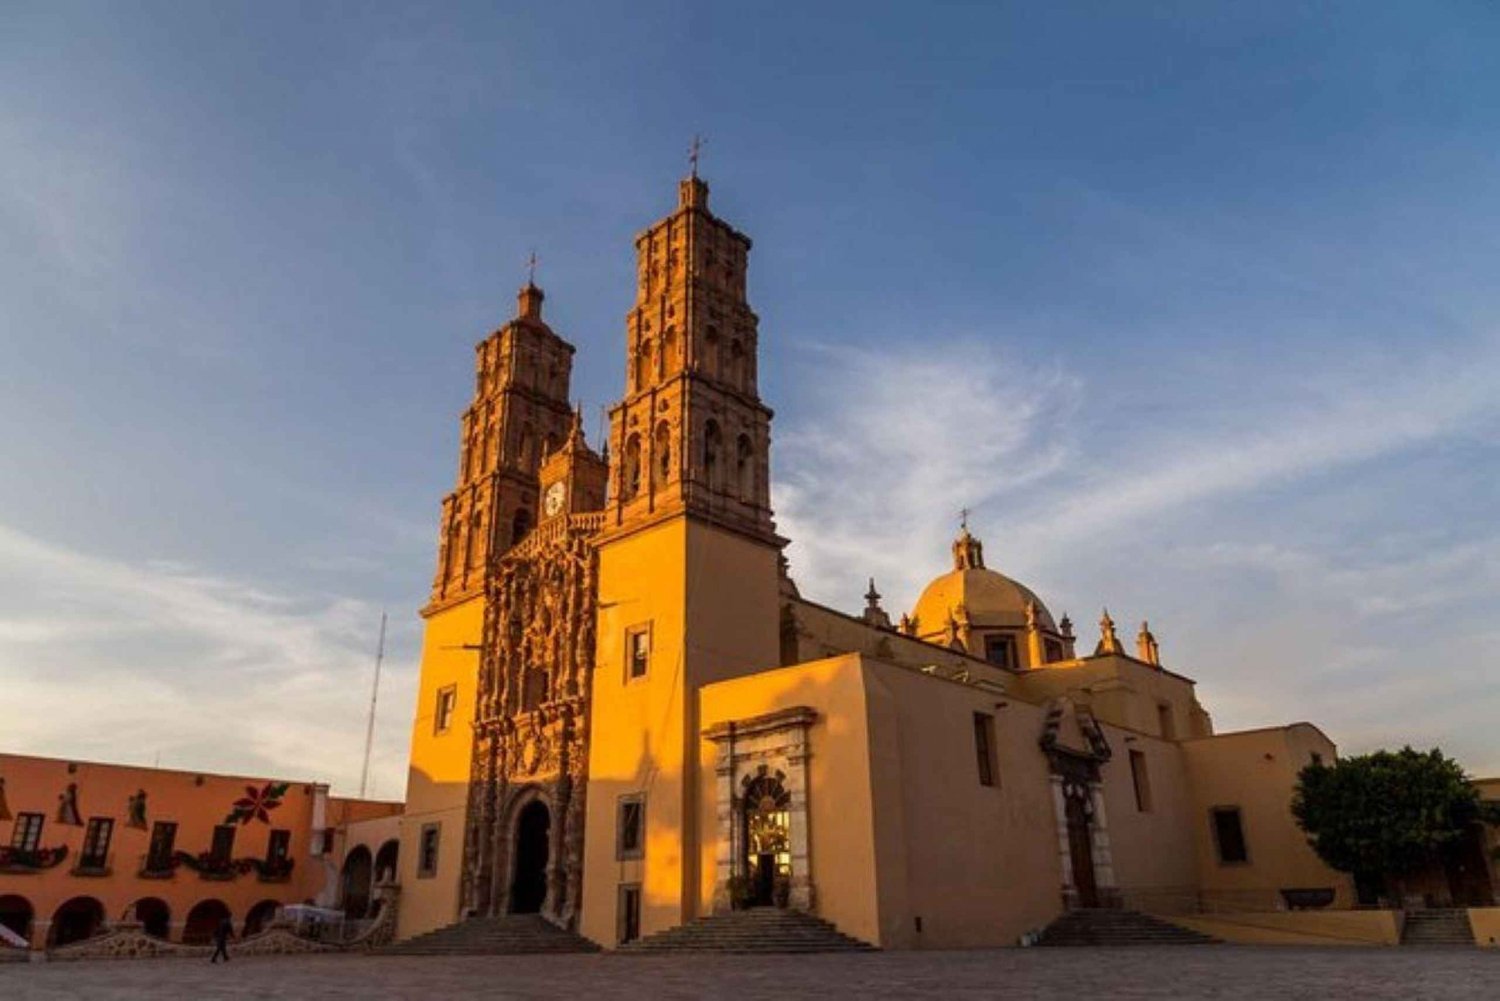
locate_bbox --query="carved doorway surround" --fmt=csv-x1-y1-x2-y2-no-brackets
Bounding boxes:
703,706,817,914
1039,697,1120,910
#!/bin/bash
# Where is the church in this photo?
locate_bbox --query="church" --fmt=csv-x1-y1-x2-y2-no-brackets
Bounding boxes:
394,171,1352,950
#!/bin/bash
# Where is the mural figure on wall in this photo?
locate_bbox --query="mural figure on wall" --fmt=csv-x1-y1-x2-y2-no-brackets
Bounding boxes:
126,788,149,829
57,782,82,826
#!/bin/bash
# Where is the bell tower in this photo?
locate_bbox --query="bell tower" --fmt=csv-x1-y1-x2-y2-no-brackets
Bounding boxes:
582,172,785,946
603,173,776,545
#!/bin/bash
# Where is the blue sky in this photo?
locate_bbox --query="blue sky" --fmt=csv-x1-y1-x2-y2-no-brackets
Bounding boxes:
2,2,1497,796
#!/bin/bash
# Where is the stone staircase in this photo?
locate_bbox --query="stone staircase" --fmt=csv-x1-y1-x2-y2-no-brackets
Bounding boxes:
1037,909,1219,947
380,914,600,956
621,907,876,954
1402,909,1474,946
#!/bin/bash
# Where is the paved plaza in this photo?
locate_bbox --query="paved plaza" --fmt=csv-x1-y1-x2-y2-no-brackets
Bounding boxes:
2,947,1496,1000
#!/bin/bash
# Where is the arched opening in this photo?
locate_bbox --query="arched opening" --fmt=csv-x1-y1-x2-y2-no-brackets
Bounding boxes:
182,899,231,945
375,839,400,885
736,434,755,502
622,435,643,500
652,422,671,489
728,339,745,386
703,420,722,491
659,329,676,379
740,771,792,908
634,340,651,392
49,896,105,947
0,895,33,945
467,510,483,567
521,667,548,711
511,507,532,547
243,900,280,936
705,326,721,377
341,845,373,919
130,897,170,939
508,799,551,914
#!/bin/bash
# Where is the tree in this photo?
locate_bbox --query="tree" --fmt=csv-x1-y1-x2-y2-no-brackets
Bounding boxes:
1291,746,1481,903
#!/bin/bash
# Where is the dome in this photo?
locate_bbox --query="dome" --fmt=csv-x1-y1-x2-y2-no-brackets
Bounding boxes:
910,528,1058,637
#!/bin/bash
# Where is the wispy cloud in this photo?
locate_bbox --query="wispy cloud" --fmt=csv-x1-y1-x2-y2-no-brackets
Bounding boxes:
0,522,413,798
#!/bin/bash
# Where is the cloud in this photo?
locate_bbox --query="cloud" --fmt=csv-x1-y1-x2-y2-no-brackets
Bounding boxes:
0,522,413,798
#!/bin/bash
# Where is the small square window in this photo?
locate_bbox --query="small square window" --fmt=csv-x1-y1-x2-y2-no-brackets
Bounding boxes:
973,712,998,787
984,635,1016,669
1212,807,1249,864
625,624,652,680
617,796,645,860
435,685,458,734
418,823,441,878
11,812,45,853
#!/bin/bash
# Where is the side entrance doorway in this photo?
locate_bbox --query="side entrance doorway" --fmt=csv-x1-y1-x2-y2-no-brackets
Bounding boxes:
509,800,551,914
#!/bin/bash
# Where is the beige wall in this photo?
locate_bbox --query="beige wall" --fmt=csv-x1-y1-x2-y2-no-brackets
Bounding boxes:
1095,726,1199,912
396,595,483,940
1180,724,1354,910
580,517,782,947
1012,655,1209,741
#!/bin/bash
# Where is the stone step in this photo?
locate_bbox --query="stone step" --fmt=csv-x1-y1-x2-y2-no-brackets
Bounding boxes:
1402,911,1473,947
1038,909,1219,947
621,908,875,954
382,914,600,955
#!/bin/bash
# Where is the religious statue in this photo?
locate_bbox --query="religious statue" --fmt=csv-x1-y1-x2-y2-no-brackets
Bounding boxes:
57,781,82,826
0,776,11,822
127,788,149,829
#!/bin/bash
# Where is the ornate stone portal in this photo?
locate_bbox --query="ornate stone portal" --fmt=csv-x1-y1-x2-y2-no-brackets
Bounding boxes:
1039,697,1120,909
704,707,817,913
461,514,602,928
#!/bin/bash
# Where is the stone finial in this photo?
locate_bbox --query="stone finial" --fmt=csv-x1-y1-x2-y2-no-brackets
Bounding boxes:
1059,612,1074,639
1094,608,1122,656
898,613,917,636
1137,620,1161,667
862,578,892,630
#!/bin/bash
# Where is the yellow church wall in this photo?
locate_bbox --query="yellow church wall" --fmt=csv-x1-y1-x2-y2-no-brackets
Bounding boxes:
697,655,882,946
1469,907,1500,948
581,515,781,947
1168,909,1403,946
1011,655,1207,741
1180,724,1355,911
785,597,1004,683
396,594,484,940
1093,727,1200,912
861,658,1064,948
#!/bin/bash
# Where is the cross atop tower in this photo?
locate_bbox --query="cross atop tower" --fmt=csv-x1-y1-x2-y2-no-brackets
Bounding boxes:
526,250,539,287
688,134,705,178
960,507,970,532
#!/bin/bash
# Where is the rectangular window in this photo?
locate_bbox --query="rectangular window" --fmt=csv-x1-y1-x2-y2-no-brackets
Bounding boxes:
1129,750,1152,812
983,635,1016,669
209,824,236,866
434,684,458,734
625,623,651,680
618,883,642,945
1157,702,1176,740
266,829,291,864
146,821,177,870
81,817,114,868
617,795,645,860
11,812,44,853
973,712,998,787
1043,638,1065,663
1212,807,1249,864
418,822,441,878
319,827,335,855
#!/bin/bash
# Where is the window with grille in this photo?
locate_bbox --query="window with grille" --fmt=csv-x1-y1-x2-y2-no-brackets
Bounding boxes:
11,812,44,853
209,825,236,866
146,821,177,870
973,712,998,787
617,796,645,860
81,817,114,868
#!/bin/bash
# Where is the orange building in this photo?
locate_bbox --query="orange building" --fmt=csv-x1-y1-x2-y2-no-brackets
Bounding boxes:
0,752,399,950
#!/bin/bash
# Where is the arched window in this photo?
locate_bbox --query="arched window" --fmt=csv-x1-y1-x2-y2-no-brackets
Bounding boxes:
519,426,536,469
340,847,373,920
705,326,721,378
131,897,170,939
703,421,723,491
243,900,280,936
652,422,671,489
728,339,745,386
374,840,400,884
511,508,532,546
635,340,652,393
736,434,755,502
0,894,34,944
622,435,643,500
49,896,105,947
468,510,484,567
659,328,676,380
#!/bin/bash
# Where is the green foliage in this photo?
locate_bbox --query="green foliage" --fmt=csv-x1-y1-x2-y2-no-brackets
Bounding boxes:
1292,746,1481,884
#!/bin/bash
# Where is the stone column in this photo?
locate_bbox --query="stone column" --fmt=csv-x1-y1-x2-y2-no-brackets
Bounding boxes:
1087,779,1120,907
1049,773,1075,907
786,736,814,911
711,738,736,914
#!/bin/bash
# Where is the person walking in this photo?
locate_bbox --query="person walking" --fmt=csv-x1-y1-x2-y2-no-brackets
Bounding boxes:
209,915,234,963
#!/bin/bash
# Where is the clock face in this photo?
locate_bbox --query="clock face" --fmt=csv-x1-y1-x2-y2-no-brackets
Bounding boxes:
544,481,566,517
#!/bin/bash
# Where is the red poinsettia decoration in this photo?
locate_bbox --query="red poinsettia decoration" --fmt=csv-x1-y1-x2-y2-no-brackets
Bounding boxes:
225,782,290,825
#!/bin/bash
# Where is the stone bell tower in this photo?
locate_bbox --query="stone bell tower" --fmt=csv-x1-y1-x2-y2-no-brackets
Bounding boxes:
603,172,777,545
582,171,785,947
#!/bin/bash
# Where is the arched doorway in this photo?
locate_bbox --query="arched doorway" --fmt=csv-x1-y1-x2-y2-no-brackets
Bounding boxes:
182,900,230,945
375,839,400,884
741,772,792,907
341,845,373,919
49,896,105,947
509,799,551,914
130,897,170,939
0,895,33,944
243,900,280,936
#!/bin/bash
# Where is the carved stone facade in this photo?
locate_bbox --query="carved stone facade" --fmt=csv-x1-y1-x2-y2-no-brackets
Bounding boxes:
461,510,602,929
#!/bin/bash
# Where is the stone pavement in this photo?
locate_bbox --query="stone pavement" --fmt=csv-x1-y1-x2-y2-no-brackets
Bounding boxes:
2,946,1495,1000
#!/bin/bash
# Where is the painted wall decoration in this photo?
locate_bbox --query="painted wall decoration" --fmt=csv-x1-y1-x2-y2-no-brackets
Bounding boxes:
56,781,82,825
126,789,148,830
225,782,289,825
